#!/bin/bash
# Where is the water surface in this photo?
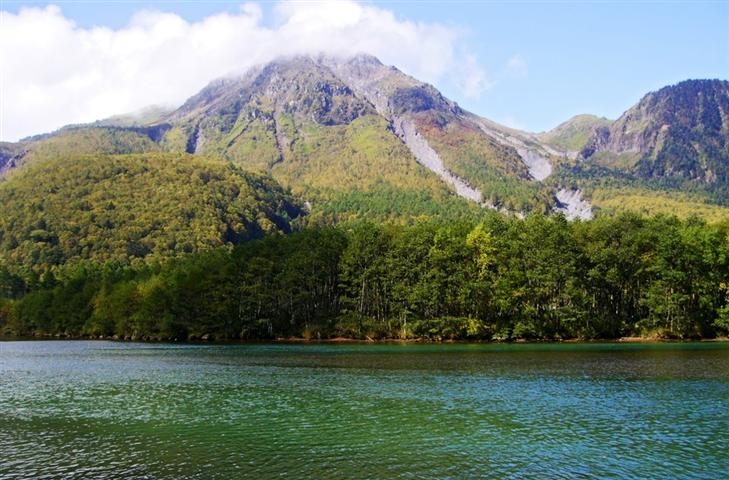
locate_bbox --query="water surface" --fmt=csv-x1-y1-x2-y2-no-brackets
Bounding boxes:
1,341,728,479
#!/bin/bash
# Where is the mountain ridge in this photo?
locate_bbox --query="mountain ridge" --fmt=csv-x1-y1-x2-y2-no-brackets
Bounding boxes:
149,53,573,215
579,79,729,181
2,55,727,222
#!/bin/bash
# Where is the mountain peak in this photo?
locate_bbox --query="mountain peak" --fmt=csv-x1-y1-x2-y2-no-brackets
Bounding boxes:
318,52,384,68
153,52,557,213
538,114,612,152
580,78,729,182
168,53,376,130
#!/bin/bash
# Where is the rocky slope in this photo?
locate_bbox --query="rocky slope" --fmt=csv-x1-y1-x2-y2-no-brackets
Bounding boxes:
580,79,729,182
152,54,586,215
555,189,593,220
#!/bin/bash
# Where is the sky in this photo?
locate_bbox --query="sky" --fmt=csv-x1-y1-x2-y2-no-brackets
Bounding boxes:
1,0,727,141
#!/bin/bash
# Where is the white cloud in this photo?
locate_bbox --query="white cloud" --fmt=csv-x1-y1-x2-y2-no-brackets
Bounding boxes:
455,53,492,99
505,54,528,78
0,2,491,141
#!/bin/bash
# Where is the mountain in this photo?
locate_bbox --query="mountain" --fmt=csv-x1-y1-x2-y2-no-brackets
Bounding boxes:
0,153,301,273
544,79,729,220
0,54,597,219
538,114,612,153
580,79,729,182
156,54,570,214
3,56,727,222
159,56,454,212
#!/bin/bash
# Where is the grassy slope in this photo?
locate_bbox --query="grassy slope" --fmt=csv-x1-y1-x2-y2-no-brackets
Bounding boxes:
278,116,448,193
166,108,467,219
20,128,161,167
538,114,612,152
589,187,729,222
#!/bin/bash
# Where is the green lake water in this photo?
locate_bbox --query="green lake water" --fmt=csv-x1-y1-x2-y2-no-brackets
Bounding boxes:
1,341,728,479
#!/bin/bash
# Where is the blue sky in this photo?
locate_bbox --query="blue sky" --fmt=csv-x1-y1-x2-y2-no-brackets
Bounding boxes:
1,0,727,139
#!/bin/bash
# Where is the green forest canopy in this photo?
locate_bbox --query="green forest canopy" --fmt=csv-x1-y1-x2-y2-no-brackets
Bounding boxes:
1,149,728,342
0,153,301,277
2,214,728,341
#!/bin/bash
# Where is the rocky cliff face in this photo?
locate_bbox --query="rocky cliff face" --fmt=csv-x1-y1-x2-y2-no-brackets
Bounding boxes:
581,79,729,182
0,143,22,174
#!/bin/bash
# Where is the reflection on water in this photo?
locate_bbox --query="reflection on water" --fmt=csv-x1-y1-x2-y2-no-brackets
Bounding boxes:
1,341,728,479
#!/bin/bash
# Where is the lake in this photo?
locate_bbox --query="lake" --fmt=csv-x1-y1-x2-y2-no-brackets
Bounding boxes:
1,341,728,479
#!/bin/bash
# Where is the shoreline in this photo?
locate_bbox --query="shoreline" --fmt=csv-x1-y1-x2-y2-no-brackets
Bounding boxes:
2,334,728,345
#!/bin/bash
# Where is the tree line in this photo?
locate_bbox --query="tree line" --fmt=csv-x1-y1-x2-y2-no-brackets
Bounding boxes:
1,212,728,341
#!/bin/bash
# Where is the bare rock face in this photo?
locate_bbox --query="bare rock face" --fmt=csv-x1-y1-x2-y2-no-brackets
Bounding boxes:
469,116,555,181
390,85,461,117
170,56,376,137
392,116,483,204
555,189,593,220
579,126,611,159
0,157,15,175
516,149,553,181
0,145,19,174
0,139,34,174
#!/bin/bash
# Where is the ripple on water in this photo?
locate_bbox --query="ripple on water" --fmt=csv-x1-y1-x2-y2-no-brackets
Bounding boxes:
1,341,728,479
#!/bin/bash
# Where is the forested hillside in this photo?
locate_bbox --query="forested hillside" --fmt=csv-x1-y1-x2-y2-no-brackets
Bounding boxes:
0,153,301,277
2,214,727,341
0,57,727,343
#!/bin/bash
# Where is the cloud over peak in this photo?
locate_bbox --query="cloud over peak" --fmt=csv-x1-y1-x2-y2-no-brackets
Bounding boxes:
0,1,491,141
